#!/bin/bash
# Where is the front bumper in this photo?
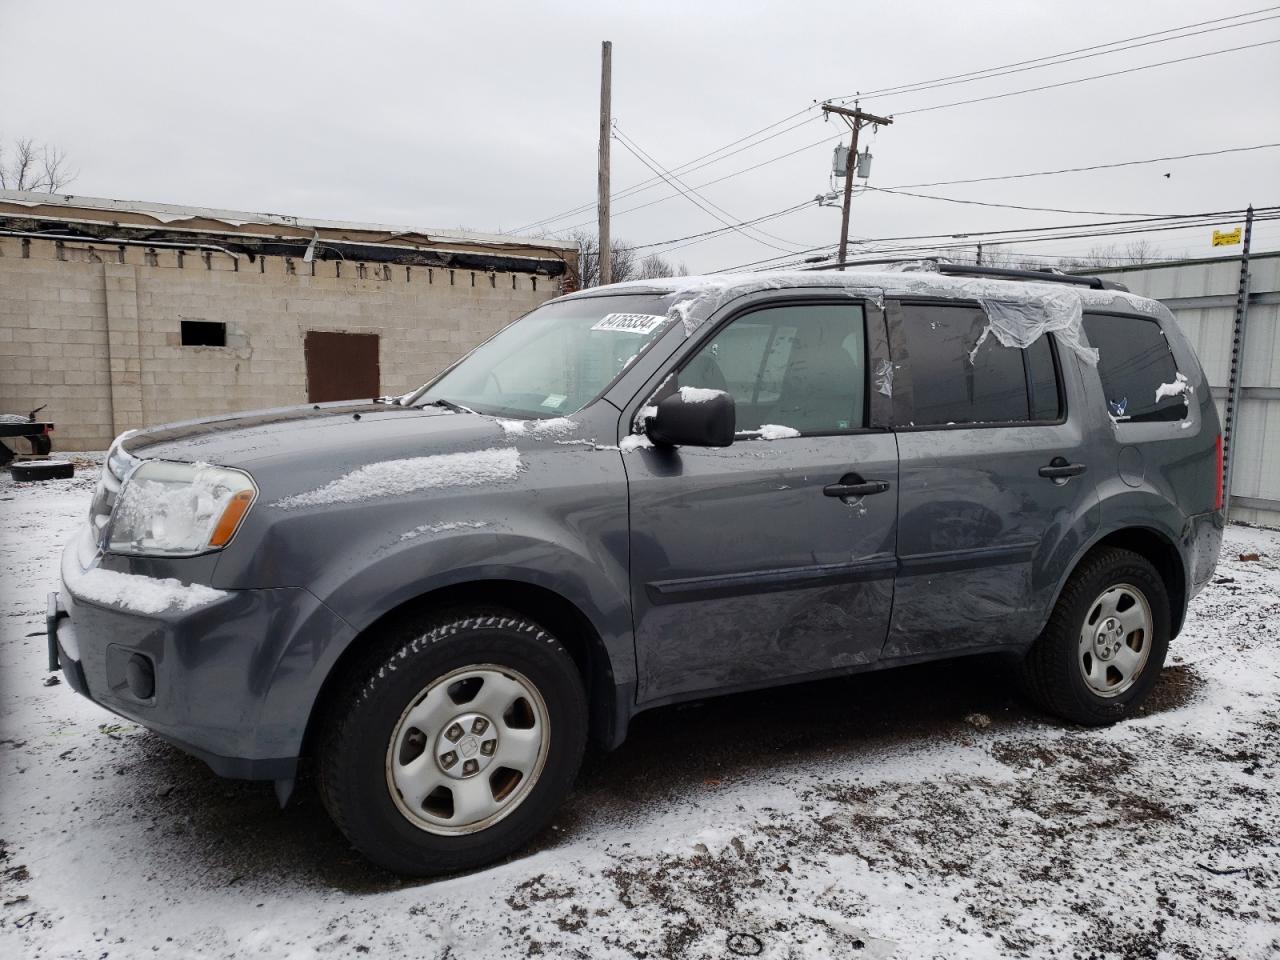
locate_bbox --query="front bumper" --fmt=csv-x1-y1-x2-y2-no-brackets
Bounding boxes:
49,537,356,781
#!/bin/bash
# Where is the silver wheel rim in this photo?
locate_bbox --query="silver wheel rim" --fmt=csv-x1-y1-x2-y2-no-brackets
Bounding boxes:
385,664,550,836
1078,583,1153,698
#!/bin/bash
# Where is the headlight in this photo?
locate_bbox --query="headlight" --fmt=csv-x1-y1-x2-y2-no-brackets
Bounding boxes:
107,461,257,557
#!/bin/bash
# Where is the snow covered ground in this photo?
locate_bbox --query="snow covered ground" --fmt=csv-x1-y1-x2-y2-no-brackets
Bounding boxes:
1,460,1277,959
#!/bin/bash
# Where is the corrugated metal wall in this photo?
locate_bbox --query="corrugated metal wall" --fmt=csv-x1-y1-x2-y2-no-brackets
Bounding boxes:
1090,252,1280,527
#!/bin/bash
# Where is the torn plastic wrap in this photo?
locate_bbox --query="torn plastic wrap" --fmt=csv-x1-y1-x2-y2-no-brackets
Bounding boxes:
873,359,894,398
655,273,885,337
591,270,1166,360
892,275,1103,366
970,294,1097,366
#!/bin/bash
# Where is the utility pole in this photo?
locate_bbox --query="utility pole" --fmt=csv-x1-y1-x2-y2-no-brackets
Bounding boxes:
597,40,613,286
821,103,892,269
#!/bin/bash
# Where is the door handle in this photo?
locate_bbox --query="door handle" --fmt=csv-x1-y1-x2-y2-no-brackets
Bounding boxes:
1039,458,1087,480
823,479,891,500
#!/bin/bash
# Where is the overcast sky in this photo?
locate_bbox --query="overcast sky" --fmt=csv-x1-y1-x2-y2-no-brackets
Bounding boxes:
2,0,1277,272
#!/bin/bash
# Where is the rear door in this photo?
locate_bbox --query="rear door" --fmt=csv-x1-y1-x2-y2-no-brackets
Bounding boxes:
624,296,899,705
884,298,1099,659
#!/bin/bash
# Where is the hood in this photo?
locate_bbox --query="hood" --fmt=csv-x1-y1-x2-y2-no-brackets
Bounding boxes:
121,401,492,469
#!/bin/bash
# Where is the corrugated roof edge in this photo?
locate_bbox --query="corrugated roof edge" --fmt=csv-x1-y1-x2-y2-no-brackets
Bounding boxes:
0,189,578,251
1068,250,1280,274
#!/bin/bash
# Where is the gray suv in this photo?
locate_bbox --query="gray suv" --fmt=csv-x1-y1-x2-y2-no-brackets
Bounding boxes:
47,266,1224,875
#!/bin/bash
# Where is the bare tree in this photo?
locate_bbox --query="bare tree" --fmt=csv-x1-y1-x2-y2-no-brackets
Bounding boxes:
0,137,78,193
636,252,688,280
1059,240,1165,271
563,230,685,288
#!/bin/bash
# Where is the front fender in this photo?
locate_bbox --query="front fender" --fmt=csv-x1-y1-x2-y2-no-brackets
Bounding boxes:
320,530,631,670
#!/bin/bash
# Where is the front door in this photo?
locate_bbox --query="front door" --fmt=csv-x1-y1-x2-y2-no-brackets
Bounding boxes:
884,298,1100,660
624,298,899,705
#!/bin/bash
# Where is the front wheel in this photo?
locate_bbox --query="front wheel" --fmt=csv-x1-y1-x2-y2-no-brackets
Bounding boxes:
1021,547,1171,725
317,610,587,876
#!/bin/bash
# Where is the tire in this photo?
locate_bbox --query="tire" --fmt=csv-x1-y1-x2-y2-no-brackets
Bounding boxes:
317,609,587,876
9,459,74,482
1020,547,1171,726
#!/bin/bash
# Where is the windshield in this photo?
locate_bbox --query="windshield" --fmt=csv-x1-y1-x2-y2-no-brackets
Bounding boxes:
416,293,675,418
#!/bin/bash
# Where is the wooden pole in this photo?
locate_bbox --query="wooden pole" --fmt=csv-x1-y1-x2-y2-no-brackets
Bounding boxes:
837,120,860,270
598,40,612,286
820,104,893,270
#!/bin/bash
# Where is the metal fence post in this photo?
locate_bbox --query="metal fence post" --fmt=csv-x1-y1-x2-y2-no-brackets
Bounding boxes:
1222,205,1254,523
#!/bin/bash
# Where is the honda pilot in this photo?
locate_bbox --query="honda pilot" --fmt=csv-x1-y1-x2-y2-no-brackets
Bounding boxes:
48,265,1224,875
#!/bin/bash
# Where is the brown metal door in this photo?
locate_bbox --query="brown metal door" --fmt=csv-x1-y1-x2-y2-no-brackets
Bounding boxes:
304,331,380,402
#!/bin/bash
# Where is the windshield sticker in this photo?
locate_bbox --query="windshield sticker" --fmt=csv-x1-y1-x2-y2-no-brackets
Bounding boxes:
591,313,668,335
541,394,567,409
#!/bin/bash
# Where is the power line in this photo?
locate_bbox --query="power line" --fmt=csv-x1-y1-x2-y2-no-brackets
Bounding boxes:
892,38,1280,116
712,208,1280,272
831,6,1280,102
611,127,807,252
862,185,1177,217
628,199,817,252
514,7,1280,234
514,113,820,233
565,139,1280,236
879,143,1280,191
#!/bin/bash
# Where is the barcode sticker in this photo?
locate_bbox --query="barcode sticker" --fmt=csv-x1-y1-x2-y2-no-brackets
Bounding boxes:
591,313,668,335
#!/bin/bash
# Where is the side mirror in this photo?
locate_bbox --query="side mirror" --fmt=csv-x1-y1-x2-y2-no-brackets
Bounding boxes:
647,387,735,447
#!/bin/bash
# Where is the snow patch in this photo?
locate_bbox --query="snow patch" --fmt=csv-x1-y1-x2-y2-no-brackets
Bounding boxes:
495,417,576,438
758,424,801,440
1155,372,1192,404
619,434,654,452
67,566,228,614
277,447,522,508
678,386,726,404
399,520,489,541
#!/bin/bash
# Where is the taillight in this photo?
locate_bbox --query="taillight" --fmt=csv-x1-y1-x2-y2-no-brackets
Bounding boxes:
1214,433,1225,512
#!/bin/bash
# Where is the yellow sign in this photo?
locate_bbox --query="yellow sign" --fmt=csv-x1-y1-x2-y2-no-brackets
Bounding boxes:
1213,227,1242,247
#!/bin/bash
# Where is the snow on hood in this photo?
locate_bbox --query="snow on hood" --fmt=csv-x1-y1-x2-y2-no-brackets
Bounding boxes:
276,446,523,509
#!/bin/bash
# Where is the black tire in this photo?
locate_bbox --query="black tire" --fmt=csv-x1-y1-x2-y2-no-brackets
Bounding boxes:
9,459,74,482
1020,547,1171,725
317,609,587,876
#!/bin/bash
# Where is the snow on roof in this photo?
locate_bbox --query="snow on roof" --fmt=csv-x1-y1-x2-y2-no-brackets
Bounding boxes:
0,189,578,251
567,268,1167,364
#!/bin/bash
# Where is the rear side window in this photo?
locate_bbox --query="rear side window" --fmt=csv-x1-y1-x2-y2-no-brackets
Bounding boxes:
1083,314,1182,422
898,302,1061,426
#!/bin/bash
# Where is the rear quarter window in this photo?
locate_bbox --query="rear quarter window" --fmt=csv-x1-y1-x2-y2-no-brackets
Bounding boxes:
1083,313,1183,422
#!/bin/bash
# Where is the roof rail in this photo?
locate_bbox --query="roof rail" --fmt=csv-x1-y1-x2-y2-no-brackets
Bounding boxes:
937,263,1129,292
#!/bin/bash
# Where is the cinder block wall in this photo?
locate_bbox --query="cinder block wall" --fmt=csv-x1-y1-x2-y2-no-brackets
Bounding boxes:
0,236,560,450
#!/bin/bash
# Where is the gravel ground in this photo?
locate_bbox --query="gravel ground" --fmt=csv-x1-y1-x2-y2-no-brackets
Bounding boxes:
1,460,1277,959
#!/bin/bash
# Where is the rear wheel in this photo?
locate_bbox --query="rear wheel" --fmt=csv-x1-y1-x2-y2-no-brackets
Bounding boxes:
1021,547,1171,725
317,610,587,876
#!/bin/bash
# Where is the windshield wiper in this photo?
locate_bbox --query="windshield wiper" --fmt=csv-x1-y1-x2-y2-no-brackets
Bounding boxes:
422,398,475,414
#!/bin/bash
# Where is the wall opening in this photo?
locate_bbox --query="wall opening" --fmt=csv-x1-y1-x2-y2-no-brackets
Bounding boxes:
304,331,380,403
180,320,227,346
